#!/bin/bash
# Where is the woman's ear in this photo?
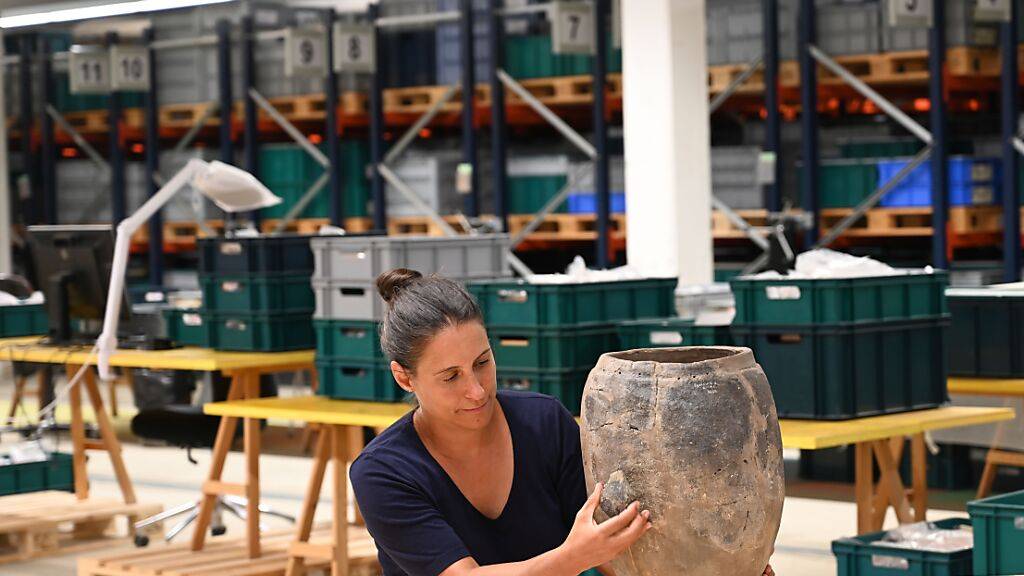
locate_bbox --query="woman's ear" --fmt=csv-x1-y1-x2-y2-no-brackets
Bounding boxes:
392,360,414,393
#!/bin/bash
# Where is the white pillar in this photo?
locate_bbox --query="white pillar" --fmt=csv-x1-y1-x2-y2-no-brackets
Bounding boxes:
622,0,712,286
0,28,11,274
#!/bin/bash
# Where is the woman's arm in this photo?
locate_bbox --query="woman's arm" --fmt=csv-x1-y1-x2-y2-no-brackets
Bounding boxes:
596,564,617,576
439,484,651,576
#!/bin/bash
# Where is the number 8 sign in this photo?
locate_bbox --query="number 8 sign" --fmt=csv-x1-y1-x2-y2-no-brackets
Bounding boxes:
551,1,595,55
333,23,376,74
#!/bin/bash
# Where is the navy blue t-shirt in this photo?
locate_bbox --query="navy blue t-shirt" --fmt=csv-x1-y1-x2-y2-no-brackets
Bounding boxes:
350,390,587,576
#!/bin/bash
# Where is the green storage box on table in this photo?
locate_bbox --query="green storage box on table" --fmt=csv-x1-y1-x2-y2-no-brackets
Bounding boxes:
947,287,1024,378
203,311,315,352
831,518,973,576
0,304,48,337
197,235,315,276
732,317,949,420
730,271,949,326
316,359,404,402
0,453,74,496
164,308,211,347
969,489,1024,575
199,275,315,314
497,368,590,415
617,317,734,349
488,325,618,372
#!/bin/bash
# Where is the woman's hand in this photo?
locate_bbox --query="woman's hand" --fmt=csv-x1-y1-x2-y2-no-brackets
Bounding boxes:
559,483,652,573
763,564,775,576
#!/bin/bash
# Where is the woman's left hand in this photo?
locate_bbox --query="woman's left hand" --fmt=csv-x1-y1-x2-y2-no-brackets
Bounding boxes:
763,564,775,576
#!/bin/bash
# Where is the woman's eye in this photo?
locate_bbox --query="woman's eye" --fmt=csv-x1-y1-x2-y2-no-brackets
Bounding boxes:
475,358,490,367
444,372,459,383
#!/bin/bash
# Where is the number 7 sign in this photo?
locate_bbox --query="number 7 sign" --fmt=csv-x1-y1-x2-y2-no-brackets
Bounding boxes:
551,1,596,55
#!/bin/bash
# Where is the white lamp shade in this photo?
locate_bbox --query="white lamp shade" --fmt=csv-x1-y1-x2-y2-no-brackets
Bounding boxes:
194,161,282,213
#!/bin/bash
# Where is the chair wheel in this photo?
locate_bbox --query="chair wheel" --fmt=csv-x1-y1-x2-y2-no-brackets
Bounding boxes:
212,526,227,537
134,534,150,547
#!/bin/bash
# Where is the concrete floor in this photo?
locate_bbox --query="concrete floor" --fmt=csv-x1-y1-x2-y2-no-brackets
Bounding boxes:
0,374,971,576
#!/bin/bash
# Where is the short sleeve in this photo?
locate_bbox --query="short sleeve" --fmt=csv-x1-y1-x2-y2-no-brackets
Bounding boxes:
351,454,471,576
554,402,587,530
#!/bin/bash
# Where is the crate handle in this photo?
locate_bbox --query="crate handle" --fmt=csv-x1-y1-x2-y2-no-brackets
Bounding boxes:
1015,516,1024,530
649,331,683,346
497,289,528,303
341,328,368,339
767,334,802,344
340,287,366,296
870,555,908,570
341,367,368,377
502,379,532,391
182,313,203,327
225,319,248,332
222,281,241,293
337,250,367,260
499,337,531,347
220,242,243,255
765,286,801,301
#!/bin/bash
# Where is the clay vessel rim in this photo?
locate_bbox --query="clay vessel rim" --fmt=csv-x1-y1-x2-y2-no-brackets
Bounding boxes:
598,346,755,371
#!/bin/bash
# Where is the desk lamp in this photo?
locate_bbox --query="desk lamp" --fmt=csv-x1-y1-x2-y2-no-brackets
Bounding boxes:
96,160,281,380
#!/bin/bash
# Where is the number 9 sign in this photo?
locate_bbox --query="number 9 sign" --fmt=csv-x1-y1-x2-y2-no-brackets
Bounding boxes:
551,1,596,55
285,27,327,78
333,23,376,74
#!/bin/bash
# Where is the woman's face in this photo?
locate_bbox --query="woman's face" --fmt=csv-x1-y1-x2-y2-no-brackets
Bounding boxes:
394,320,498,430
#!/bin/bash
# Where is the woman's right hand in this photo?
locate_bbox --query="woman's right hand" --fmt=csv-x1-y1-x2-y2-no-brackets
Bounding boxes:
560,483,652,573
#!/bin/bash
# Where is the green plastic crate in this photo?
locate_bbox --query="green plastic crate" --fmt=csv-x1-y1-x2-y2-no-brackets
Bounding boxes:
200,275,314,314
730,272,949,326
820,159,878,209
732,317,949,420
508,175,568,214
504,34,621,79
0,304,48,337
316,359,405,402
468,278,677,328
0,453,74,496
163,308,211,347
840,140,925,159
616,318,735,349
832,518,973,576
488,326,618,371
260,142,369,219
969,489,1024,575
204,311,314,352
197,235,315,275
314,319,382,362
800,444,975,490
947,288,1024,378
497,368,589,415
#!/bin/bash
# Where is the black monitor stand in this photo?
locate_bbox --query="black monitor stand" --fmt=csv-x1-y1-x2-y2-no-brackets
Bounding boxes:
47,272,76,345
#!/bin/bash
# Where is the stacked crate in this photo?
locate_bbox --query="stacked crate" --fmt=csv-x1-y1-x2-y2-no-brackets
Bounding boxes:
947,287,1024,378
729,271,950,420
312,235,511,401
877,156,1001,208
0,304,48,337
617,317,735,350
466,278,677,414
188,236,317,351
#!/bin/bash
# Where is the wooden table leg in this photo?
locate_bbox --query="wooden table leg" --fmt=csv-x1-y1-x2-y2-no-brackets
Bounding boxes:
870,438,905,528
244,371,262,559
67,365,90,501
83,368,137,504
871,439,914,530
855,441,874,534
191,371,246,552
347,426,365,526
7,375,26,420
286,426,331,576
910,434,928,521
332,425,350,576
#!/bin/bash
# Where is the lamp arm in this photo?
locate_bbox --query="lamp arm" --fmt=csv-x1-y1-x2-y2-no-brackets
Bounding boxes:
96,159,209,380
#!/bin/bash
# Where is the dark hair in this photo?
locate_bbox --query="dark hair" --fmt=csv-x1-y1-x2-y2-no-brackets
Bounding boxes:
376,268,484,371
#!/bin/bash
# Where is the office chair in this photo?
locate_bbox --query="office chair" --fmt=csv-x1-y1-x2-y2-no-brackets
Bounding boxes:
130,371,294,546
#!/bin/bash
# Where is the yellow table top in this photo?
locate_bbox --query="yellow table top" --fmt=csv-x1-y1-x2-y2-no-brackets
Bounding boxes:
0,337,315,372
948,377,1024,397
204,397,1014,451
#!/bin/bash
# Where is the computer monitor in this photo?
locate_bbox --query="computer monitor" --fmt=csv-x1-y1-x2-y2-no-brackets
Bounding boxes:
26,225,129,344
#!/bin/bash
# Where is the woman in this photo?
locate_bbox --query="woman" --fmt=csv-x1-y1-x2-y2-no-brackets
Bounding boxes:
350,269,775,576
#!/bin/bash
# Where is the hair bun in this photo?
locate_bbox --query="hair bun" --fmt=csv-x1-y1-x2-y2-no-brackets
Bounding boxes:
376,268,423,303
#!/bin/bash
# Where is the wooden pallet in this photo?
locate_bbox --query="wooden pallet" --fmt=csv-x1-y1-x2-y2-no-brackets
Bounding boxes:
386,215,499,237
0,491,160,565
260,217,372,236
712,208,765,239
818,50,930,86
506,213,626,241
819,206,1004,237
707,62,800,95
382,85,472,116
78,524,379,576
948,46,1001,77
158,102,220,130
61,108,145,135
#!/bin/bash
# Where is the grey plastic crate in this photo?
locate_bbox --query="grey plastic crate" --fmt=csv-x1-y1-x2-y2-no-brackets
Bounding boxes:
568,157,625,194
312,234,511,284
386,151,463,217
56,160,148,224
314,279,380,320
881,0,999,51
706,0,797,65
817,2,882,56
715,187,764,210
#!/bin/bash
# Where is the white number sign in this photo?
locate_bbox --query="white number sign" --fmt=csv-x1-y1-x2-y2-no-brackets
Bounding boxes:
975,0,1012,23
333,23,376,74
551,1,595,55
69,49,110,95
886,0,933,28
110,46,150,91
285,27,327,78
